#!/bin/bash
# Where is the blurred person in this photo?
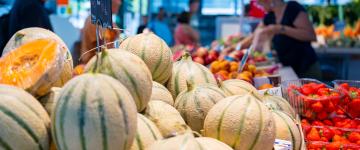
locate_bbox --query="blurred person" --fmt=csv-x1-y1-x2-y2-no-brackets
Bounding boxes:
188,0,200,28
240,0,321,79
137,15,148,34
174,11,199,47
6,0,52,43
148,7,172,45
80,0,121,64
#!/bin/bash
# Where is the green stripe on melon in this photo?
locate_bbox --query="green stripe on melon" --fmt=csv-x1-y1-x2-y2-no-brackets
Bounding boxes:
167,53,217,98
174,82,226,132
130,114,163,150
204,93,276,150
85,49,152,112
272,111,302,150
52,74,137,150
0,85,50,150
150,81,174,106
119,33,173,85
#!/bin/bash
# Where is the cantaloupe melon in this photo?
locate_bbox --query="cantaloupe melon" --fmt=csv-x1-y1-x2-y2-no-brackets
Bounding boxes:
2,27,73,97
144,100,192,138
174,82,226,132
39,87,62,116
130,114,163,150
167,53,217,98
203,93,276,150
52,73,137,150
0,84,50,150
151,81,174,106
0,39,72,98
147,133,203,150
218,79,258,97
119,33,173,85
263,94,297,119
85,49,152,112
272,111,302,150
195,137,233,150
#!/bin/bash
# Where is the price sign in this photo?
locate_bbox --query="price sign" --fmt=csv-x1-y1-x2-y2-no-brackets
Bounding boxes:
90,0,113,29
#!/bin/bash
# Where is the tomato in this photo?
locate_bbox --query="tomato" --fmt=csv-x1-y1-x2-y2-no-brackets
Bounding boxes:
320,127,334,140
348,132,360,143
312,102,324,113
340,83,350,90
317,111,328,120
307,127,321,141
301,86,315,95
326,141,342,150
317,87,330,96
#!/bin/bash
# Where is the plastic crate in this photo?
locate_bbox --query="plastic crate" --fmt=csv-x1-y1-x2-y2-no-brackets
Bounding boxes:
303,126,360,149
282,79,344,120
333,80,360,119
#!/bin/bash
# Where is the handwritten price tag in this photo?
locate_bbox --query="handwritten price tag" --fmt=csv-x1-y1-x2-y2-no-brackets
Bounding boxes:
90,0,112,28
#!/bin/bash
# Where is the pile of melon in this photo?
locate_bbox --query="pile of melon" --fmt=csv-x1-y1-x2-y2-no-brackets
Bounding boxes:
0,28,304,150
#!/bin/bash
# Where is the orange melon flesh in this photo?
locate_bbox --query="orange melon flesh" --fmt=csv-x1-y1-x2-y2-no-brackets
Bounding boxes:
0,39,58,89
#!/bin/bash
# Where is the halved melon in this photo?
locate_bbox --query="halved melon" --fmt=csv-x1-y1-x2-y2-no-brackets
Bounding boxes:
0,39,66,97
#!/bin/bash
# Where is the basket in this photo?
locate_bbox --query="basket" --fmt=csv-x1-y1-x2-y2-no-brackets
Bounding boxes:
282,79,344,120
333,80,360,119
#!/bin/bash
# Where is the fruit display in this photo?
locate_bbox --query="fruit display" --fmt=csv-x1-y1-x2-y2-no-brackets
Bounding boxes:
174,82,226,132
0,84,50,150
130,114,163,150
334,81,360,118
203,93,276,150
119,32,173,85
150,81,174,106
52,74,138,150
85,49,152,112
302,118,360,149
144,100,192,138
283,79,344,120
210,60,271,83
167,52,217,98
272,111,303,150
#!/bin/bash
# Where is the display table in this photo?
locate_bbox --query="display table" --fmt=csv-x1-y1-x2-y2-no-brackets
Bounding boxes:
279,67,298,82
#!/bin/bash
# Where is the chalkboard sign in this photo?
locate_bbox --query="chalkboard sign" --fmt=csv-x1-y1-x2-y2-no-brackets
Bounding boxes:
90,0,112,29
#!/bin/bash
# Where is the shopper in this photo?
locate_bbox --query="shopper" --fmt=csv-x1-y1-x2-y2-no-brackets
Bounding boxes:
7,0,52,40
188,0,200,29
148,7,173,45
137,15,148,34
240,0,321,79
174,11,199,47
80,0,121,64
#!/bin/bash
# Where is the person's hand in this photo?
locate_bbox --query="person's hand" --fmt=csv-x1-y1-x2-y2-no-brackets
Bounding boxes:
252,24,281,51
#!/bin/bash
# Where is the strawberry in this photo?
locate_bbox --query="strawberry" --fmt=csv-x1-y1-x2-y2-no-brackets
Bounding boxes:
312,102,324,113
317,111,328,120
301,86,315,95
326,141,342,150
317,88,330,96
340,83,350,90
323,120,333,126
348,132,360,143
320,127,334,140
307,127,321,141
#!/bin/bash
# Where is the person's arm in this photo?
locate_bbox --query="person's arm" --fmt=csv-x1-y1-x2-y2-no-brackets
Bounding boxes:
262,12,316,42
239,22,265,49
183,25,199,42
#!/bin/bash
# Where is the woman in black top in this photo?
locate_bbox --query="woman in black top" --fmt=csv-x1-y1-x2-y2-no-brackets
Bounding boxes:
241,0,321,79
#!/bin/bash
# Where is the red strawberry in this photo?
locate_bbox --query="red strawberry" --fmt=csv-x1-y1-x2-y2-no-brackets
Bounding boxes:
326,141,342,150
340,83,349,90
348,132,360,143
307,127,321,141
301,86,315,95
317,111,328,120
312,102,324,113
